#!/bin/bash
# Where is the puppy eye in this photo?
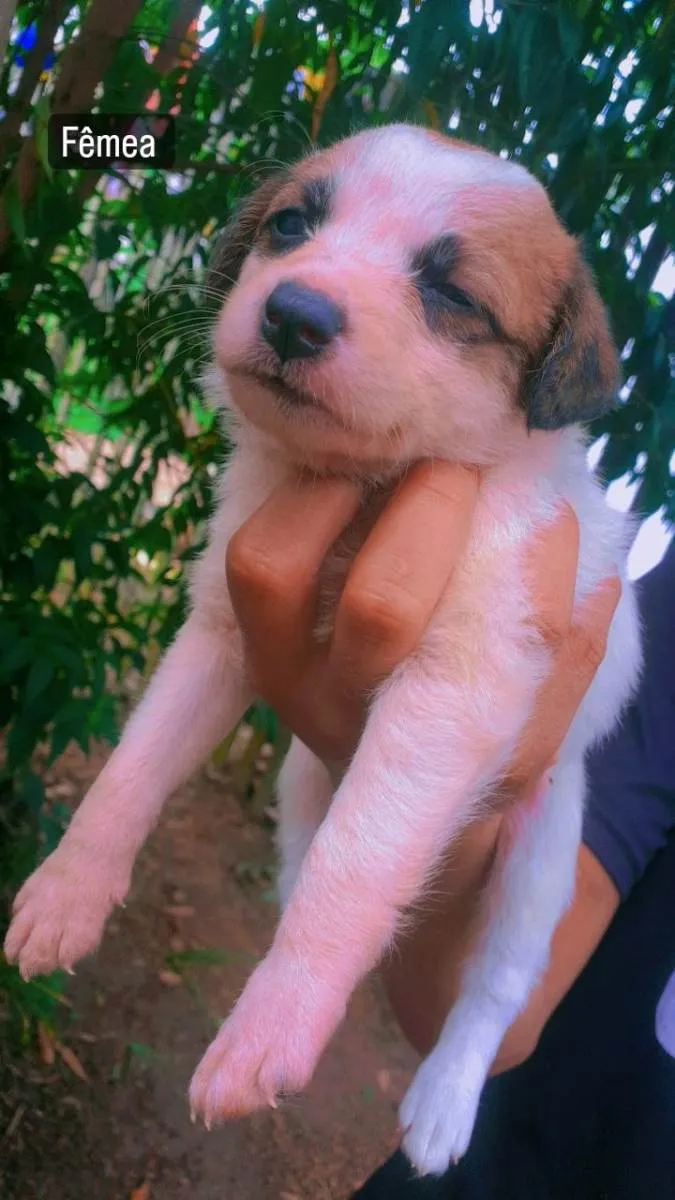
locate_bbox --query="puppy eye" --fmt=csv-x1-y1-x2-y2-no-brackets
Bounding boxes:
268,208,308,246
415,261,478,316
433,281,475,311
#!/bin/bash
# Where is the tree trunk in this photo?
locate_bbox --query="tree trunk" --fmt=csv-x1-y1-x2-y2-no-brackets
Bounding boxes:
0,0,18,71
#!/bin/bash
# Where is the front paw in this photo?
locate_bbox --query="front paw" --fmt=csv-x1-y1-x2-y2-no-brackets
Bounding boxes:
399,1047,485,1177
3,843,131,979
189,957,345,1128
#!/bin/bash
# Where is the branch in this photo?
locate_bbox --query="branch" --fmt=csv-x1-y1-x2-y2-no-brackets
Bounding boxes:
71,1,204,213
50,0,145,112
0,0,206,273
0,0,70,163
0,0,144,255
152,0,201,77
0,0,18,69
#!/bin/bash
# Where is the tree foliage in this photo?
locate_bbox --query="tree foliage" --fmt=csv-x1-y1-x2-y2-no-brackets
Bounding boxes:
0,0,673,982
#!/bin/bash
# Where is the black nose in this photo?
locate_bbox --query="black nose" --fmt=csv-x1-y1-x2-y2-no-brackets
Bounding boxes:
260,281,343,363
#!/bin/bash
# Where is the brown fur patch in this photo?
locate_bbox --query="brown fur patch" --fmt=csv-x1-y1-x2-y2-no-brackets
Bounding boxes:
522,254,620,430
206,171,291,298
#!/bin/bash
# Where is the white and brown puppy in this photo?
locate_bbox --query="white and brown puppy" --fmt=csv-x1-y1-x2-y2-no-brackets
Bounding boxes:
5,125,642,1175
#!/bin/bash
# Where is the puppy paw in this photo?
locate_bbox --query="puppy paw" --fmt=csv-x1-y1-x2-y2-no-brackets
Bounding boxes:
189,957,345,1128
3,844,131,979
399,1048,485,1177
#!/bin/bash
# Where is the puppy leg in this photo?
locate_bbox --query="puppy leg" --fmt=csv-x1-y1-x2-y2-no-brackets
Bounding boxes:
4,614,251,979
400,756,585,1175
276,738,334,911
189,656,534,1127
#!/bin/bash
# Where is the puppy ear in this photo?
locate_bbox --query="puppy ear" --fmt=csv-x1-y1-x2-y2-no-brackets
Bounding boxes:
205,171,288,299
522,251,620,431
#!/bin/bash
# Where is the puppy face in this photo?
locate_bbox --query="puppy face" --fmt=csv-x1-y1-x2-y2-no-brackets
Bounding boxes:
208,124,619,474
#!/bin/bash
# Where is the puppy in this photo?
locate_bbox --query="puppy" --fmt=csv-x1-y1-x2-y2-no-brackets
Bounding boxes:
5,124,642,1175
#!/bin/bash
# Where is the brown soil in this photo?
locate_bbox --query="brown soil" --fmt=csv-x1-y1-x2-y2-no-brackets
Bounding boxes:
0,742,417,1200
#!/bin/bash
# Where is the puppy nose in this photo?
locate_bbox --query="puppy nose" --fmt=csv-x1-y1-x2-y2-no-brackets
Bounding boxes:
260,281,343,362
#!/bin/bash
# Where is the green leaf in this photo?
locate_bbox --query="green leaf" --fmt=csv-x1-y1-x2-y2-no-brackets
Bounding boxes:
555,7,583,63
0,640,32,677
4,177,27,246
21,771,45,819
24,657,54,706
94,224,123,259
72,526,93,580
34,94,53,182
166,947,233,971
32,539,63,590
48,722,74,766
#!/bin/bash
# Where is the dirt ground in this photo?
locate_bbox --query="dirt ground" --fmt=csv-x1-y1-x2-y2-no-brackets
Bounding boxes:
0,741,417,1200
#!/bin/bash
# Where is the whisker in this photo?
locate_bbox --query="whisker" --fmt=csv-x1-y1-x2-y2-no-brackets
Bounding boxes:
252,109,311,155
200,266,240,289
136,323,213,364
137,310,216,336
137,321,213,347
137,336,213,368
239,156,290,181
137,326,215,357
144,283,221,304
138,337,212,375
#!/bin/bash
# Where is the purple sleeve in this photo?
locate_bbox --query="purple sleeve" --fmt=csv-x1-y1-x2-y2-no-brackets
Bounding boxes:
582,538,675,901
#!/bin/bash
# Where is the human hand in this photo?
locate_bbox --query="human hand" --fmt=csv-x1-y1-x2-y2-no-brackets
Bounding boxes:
226,460,480,767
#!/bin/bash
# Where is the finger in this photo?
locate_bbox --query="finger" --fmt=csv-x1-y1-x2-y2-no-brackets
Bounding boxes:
508,576,622,789
330,461,480,696
227,473,362,677
522,503,580,652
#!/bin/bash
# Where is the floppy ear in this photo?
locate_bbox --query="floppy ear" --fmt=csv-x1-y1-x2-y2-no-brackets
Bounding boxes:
522,251,621,431
205,170,288,300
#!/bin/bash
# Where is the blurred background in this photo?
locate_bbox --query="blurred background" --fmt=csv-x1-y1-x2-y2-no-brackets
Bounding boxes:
0,1,673,1196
